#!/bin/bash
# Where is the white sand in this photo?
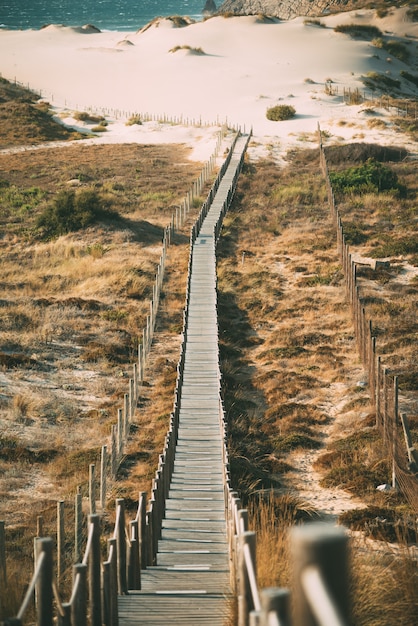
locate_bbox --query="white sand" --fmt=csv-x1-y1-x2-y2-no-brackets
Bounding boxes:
0,8,417,160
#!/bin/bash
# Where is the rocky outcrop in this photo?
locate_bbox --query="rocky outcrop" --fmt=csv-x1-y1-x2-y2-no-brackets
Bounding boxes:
203,0,217,15
217,0,350,20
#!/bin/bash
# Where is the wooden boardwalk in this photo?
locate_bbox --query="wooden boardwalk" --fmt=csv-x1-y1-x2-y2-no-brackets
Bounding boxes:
118,136,249,625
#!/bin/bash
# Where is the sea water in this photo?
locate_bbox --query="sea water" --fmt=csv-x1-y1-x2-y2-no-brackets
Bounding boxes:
0,0,206,31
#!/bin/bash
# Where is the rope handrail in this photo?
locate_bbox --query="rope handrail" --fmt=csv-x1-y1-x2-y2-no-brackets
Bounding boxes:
82,521,95,566
16,551,46,620
301,565,348,626
52,579,66,618
243,543,261,612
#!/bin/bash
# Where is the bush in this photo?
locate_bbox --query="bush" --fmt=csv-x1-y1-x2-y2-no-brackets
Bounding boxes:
126,114,142,126
334,23,382,39
73,111,105,123
169,45,205,54
266,105,296,121
330,159,401,195
36,189,112,239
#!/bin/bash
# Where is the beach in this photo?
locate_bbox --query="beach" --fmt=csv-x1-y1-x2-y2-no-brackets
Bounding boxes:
0,8,417,159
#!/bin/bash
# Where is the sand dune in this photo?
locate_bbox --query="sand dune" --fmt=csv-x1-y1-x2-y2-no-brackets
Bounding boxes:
0,9,416,157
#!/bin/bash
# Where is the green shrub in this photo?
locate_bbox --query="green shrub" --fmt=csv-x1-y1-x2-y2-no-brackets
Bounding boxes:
36,189,113,239
334,24,382,39
266,105,296,121
329,159,400,195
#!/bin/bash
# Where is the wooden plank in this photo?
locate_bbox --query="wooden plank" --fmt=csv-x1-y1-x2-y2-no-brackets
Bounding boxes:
118,135,249,625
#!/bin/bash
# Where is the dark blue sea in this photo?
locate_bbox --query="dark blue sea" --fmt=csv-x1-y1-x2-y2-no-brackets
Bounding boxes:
0,0,207,31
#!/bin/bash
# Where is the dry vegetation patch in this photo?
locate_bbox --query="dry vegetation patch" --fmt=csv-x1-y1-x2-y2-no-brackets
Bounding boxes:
217,145,417,622
0,85,208,611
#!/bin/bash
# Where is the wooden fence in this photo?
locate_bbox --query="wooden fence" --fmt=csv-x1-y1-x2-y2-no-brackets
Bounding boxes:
319,126,418,513
0,74,245,134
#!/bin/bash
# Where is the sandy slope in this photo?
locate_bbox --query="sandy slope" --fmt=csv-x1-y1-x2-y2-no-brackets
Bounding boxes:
0,8,416,158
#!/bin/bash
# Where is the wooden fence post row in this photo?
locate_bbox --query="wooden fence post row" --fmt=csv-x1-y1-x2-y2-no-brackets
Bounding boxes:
5,498,148,625
318,128,418,512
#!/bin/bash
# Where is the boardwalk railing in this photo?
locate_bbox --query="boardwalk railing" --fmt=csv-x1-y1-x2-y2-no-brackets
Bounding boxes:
319,126,418,512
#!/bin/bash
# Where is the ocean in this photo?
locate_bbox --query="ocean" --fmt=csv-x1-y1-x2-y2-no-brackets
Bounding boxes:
0,0,207,31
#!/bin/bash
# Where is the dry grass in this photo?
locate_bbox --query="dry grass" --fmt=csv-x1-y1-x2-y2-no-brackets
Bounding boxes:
217,145,417,622
0,81,210,617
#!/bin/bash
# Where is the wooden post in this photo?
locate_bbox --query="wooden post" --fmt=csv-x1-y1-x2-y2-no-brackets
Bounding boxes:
392,376,398,489
376,356,382,429
57,501,64,585
128,520,140,590
72,562,87,626
129,378,135,419
139,492,147,569
238,531,257,626
75,488,82,563
37,516,44,538
100,445,107,511
58,603,71,626
291,524,350,626
104,538,119,626
116,499,127,594
0,521,6,587
89,515,102,626
35,537,54,626
133,363,138,403
260,588,291,626
124,393,130,438
111,425,117,479
138,344,143,383
89,464,96,515
117,409,123,460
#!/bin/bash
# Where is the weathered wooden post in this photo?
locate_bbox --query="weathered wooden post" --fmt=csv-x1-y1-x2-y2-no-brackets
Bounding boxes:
89,515,102,626
35,537,54,626
37,516,44,538
75,488,82,563
259,588,291,626
238,531,257,626
111,425,117,479
57,501,64,585
128,520,140,590
392,376,399,489
116,499,127,594
376,356,382,429
100,445,107,511
89,464,96,515
58,603,71,626
291,523,350,626
72,562,87,626
124,393,130,437
117,408,123,461
139,492,147,569
0,520,6,587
